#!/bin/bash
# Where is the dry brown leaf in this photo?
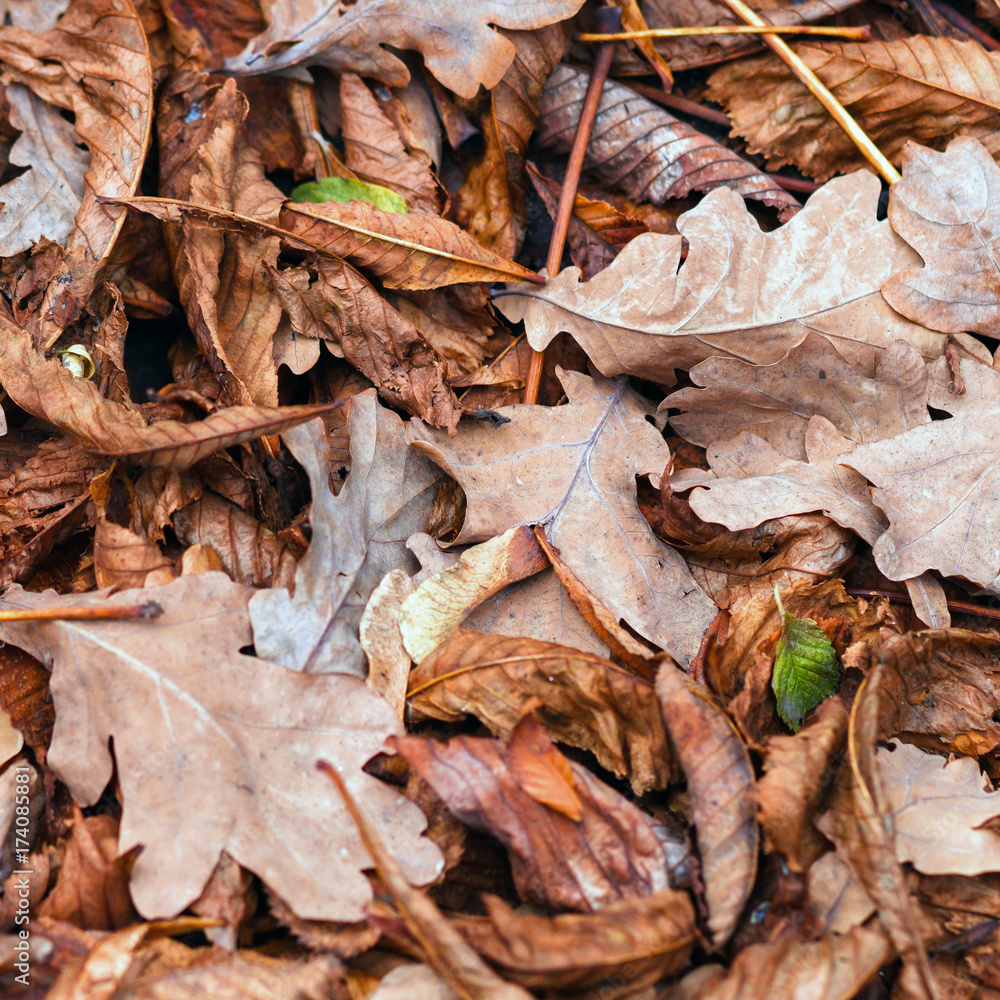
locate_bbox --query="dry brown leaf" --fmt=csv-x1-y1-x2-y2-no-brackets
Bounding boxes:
407,630,674,795
843,357,1000,587
656,661,758,948
805,851,876,934
880,629,1000,758
883,138,1000,336
452,889,695,992
758,698,848,871
661,925,891,1000
497,172,945,385
249,399,443,677
664,335,930,461
279,199,539,289
0,644,54,761
398,525,549,662
454,25,566,260
0,575,442,922
190,853,254,951
536,67,800,218
688,417,889,545
407,369,717,664
878,739,1000,876
707,36,1000,181
360,569,414,719
393,716,674,913
0,321,329,470
223,0,584,99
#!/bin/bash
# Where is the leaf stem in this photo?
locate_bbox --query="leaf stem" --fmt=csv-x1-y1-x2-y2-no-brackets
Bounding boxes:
579,25,872,41
0,602,163,623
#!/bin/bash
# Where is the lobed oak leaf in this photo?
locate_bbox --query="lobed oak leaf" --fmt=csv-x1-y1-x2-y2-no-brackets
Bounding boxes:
407,369,717,664
496,172,945,386
222,0,585,100
249,397,443,677
0,575,442,922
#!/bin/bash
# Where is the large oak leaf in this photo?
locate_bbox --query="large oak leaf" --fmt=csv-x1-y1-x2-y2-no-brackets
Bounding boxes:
496,172,944,385
0,576,441,922
406,369,717,663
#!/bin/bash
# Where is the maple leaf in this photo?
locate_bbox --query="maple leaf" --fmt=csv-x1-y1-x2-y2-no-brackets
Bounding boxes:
496,172,944,386
250,394,443,677
407,369,717,663
882,138,1000,335
223,0,586,99
0,575,442,922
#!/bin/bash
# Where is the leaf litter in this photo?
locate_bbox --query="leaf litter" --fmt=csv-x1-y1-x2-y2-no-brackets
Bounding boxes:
5,1,1000,997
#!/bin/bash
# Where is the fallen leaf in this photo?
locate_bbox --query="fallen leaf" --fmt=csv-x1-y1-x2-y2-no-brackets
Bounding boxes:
0,644,54,761
279,198,540,289
537,67,800,219
0,575,442,921
452,889,695,992
249,399,442,676
883,138,1000,336
291,175,408,213
190,852,254,951
407,630,674,795
707,36,1000,181
393,717,674,912
805,850,876,935
664,335,929,460
0,321,330,469
496,172,944,385
223,0,585,100
360,569,413,719
656,661,758,948
878,739,1000,876
407,369,718,663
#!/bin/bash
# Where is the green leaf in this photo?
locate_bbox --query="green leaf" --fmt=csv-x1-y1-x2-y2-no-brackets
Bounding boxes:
290,177,408,214
771,585,841,732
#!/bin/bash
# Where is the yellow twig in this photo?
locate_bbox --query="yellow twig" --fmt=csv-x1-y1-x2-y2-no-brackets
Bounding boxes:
713,0,899,183
579,24,871,41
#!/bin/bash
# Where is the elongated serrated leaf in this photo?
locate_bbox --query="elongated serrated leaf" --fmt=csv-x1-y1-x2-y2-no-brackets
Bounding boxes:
291,177,409,213
772,601,841,732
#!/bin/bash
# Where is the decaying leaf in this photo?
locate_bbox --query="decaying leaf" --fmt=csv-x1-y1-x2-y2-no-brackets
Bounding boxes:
708,36,1000,181
393,717,673,912
408,369,717,663
291,175,408,213
0,576,442,922
497,172,944,385
250,398,442,676
656,661,758,948
407,630,674,794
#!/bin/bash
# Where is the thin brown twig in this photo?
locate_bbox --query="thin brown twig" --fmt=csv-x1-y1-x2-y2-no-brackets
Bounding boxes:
0,602,163,623
523,5,622,406
715,0,900,184
579,24,871,41
931,0,1000,49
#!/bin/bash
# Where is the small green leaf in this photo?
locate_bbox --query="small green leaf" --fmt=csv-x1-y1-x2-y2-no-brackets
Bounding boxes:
289,177,408,214
771,585,841,732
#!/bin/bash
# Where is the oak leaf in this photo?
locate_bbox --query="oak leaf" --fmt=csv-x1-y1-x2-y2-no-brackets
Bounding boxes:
882,138,1000,336
223,0,585,100
0,576,442,922
497,173,944,385
407,369,717,663
249,398,442,677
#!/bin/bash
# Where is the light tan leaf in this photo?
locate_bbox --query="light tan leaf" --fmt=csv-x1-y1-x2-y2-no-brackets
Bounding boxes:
223,0,585,100
707,36,1000,181
360,569,413,719
249,398,443,677
0,85,89,255
407,630,674,795
883,138,1000,335
0,1,70,29
0,576,442,922
496,172,945,385
536,67,800,218
407,369,717,664
805,851,876,935
0,321,329,470
689,417,888,544
664,335,929,460
656,661,758,948
279,199,540,289
878,739,1000,876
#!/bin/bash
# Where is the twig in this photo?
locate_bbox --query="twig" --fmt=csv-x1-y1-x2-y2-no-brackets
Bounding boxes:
615,80,733,126
715,0,900,184
579,24,871,41
523,6,622,406
931,0,1000,49
0,602,163,623
845,588,1000,622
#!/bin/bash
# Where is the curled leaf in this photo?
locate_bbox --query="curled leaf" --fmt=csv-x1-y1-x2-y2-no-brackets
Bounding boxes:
291,177,408,213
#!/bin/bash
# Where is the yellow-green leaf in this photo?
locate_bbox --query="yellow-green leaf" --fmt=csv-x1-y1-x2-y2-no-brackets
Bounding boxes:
291,177,408,214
